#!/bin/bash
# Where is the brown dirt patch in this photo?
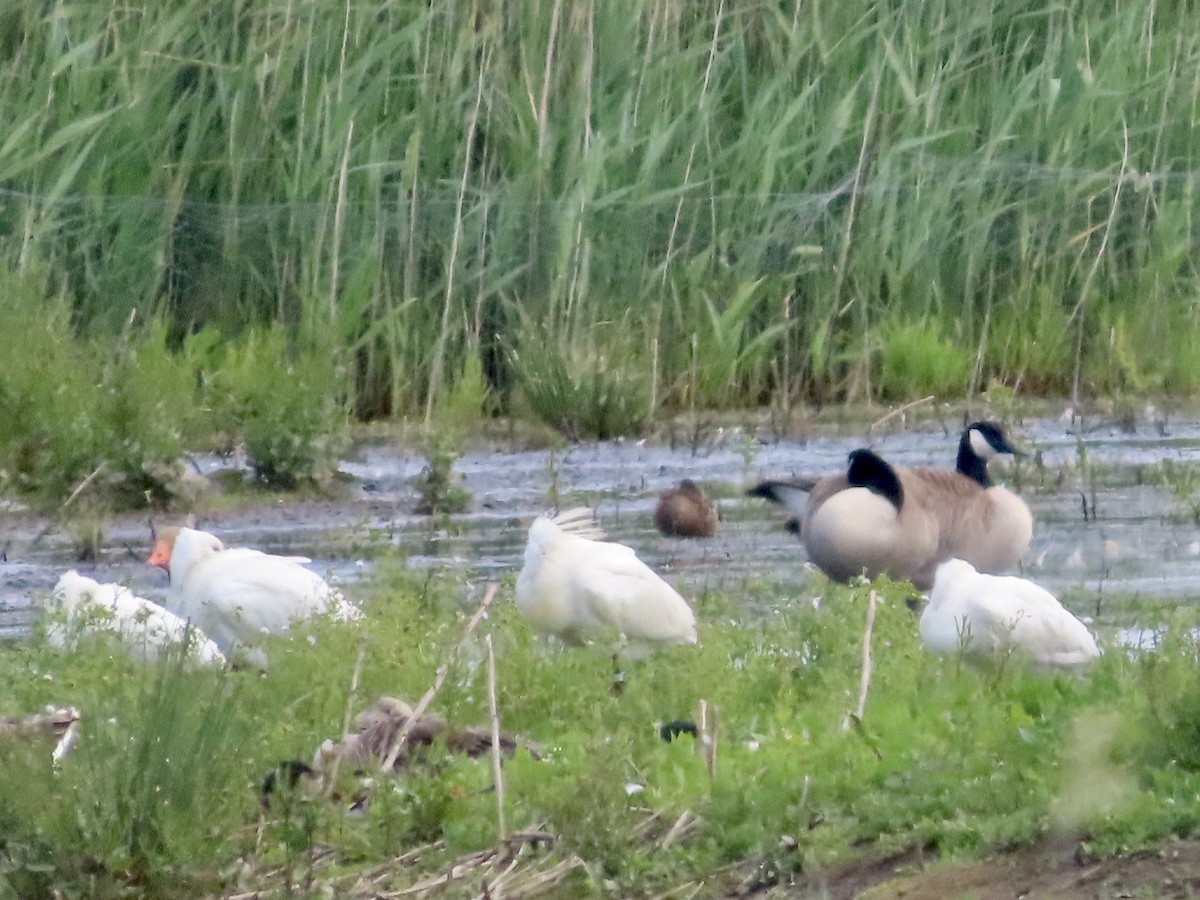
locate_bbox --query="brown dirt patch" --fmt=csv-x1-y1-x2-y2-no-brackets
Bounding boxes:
753,838,1200,899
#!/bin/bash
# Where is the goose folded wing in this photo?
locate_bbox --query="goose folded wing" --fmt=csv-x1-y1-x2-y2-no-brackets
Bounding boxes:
571,548,695,642
192,562,338,636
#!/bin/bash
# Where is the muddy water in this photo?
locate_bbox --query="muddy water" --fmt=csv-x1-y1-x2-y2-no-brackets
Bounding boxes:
4,413,1200,640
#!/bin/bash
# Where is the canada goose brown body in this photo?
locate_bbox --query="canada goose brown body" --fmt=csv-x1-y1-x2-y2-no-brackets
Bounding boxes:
654,479,717,538
748,422,1032,590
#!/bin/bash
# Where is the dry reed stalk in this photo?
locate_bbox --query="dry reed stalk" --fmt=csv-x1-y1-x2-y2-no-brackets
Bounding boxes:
660,809,697,849
843,590,878,731
869,395,935,433
62,462,107,509
425,41,492,425
1070,119,1131,410
379,584,500,772
329,118,354,325
485,632,507,841
325,641,367,796
698,699,717,778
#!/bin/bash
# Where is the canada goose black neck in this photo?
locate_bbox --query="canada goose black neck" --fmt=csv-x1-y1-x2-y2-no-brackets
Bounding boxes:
846,449,904,510
956,421,1016,487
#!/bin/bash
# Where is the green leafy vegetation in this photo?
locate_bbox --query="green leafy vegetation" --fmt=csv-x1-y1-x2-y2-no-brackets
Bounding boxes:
202,326,350,490
0,0,1198,436
511,323,651,440
0,269,349,509
413,430,472,517
1,565,1197,896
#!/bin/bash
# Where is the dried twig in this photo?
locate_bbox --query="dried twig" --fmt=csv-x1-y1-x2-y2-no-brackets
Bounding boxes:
62,462,107,509
869,396,935,433
698,699,717,778
485,632,506,841
326,642,367,796
843,590,878,732
380,584,499,773
661,810,697,849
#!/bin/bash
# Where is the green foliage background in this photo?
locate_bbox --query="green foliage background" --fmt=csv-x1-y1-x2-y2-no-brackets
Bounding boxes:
1,0,1199,425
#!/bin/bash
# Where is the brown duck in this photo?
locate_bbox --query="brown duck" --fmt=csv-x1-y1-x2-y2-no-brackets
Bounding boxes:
654,479,717,538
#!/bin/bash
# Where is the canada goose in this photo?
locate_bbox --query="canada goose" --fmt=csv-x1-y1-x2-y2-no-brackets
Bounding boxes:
515,508,698,652
48,570,225,666
654,479,717,538
146,526,360,667
748,422,1032,590
922,558,1100,668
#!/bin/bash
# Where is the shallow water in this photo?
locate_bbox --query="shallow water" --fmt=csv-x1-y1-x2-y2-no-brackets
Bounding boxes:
4,411,1200,640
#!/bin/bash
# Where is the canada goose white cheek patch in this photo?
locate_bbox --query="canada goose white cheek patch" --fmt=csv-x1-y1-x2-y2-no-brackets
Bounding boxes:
969,427,996,460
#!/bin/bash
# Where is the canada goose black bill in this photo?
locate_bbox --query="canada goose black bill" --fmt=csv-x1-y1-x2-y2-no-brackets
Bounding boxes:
654,479,717,538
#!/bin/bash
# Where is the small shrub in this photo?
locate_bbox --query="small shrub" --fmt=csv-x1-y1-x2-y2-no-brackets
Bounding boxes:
874,319,972,401
0,269,192,508
413,431,471,516
91,319,195,507
203,327,350,489
1131,614,1200,772
512,324,649,440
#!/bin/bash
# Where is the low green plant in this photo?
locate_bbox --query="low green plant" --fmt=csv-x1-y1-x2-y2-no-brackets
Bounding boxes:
0,268,194,509
1,562,1197,896
413,430,471,516
1157,459,1200,525
1128,611,1200,772
984,287,1073,394
202,327,350,489
91,319,198,507
873,319,973,402
667,274,789,410
512,324,650,440
1089,306,1200,396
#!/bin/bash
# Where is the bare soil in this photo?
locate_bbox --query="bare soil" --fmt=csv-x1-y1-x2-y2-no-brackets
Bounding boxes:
772,838,1200,899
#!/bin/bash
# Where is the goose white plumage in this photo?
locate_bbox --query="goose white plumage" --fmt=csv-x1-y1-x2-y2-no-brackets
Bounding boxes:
48,570,226,665
515,509,698,652
921,558,1100,668
147,526,360,666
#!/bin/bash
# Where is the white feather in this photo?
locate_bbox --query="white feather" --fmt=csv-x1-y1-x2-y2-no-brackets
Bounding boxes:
156,527,360,667
515,513,698,652
549,507,607,540
922,558,1100,668
48,570,225,665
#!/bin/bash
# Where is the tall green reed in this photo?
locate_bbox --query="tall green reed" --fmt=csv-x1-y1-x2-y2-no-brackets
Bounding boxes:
1,0,1199,424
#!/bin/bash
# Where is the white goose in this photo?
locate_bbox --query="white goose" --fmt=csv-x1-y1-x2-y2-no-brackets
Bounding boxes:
147,526,359,667
516,509,698,653
48,570,225,666
921,558,1100,668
